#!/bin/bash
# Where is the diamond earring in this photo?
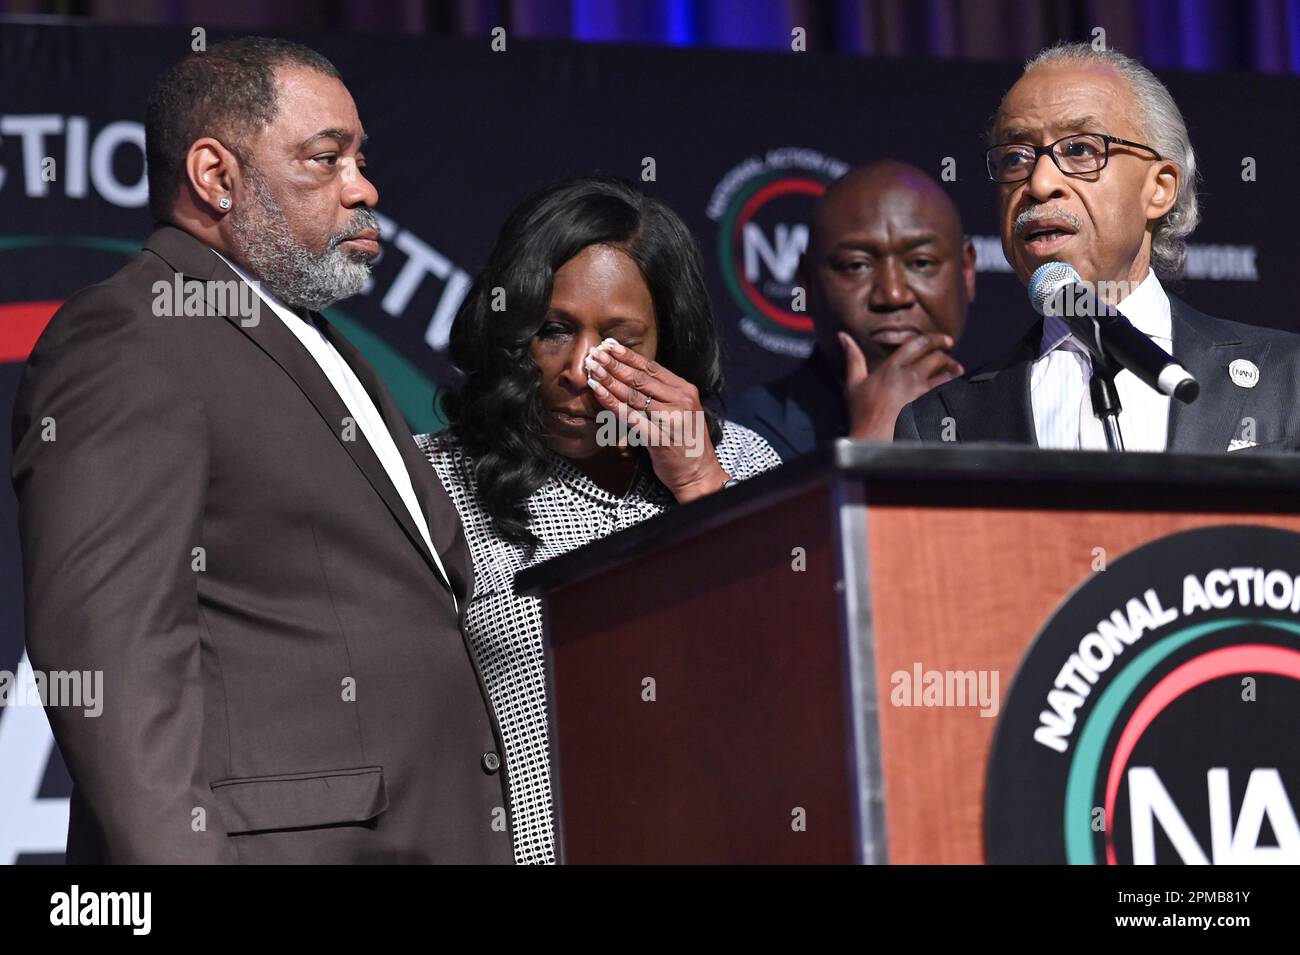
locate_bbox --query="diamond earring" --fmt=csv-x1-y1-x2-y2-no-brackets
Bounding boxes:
218,197,231,210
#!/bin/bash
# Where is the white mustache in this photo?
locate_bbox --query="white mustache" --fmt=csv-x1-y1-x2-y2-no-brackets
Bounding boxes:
1014,207,1083,237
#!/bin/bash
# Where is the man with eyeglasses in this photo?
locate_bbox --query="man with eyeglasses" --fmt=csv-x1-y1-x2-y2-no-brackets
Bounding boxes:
896,42,1300,453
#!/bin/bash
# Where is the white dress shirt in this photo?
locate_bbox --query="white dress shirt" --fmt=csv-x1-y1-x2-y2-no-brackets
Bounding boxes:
1030,269,1172,452
215,251,456,606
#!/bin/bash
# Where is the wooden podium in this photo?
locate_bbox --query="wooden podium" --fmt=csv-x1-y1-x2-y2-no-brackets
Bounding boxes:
514,442,1300,864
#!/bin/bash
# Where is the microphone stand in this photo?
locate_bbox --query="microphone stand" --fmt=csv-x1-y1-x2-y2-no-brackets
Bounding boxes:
1089,370,1125,451
1069,311,1126,451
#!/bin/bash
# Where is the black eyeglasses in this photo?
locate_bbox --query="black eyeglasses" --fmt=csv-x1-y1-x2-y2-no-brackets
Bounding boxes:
986,133,1163,183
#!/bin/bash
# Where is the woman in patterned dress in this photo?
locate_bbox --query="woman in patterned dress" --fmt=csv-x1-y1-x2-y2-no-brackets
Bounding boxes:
416,176,781,863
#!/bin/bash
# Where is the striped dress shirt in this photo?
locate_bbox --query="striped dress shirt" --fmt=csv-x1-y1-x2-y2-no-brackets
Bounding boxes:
1030,269,1172,452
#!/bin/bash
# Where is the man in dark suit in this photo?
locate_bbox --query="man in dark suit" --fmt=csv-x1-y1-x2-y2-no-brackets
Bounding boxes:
729,161,972,459
11,38,513,863
897,43,1300,451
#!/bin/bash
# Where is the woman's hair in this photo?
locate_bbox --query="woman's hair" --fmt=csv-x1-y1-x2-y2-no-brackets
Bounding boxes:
442,175,724,550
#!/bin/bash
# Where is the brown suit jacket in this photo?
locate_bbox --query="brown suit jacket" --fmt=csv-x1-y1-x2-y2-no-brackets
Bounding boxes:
11,225,513,863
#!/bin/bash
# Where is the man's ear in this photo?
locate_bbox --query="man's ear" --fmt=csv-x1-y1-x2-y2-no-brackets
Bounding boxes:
961,236,977,303
185,137,241,215
1145,158,1180,222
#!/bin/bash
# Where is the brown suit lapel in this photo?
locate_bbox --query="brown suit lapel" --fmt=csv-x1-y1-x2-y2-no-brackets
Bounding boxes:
315,314,474,607
141,225,466,603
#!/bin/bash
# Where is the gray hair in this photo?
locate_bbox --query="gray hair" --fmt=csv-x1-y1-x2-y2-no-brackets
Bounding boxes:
1001,42,1200,278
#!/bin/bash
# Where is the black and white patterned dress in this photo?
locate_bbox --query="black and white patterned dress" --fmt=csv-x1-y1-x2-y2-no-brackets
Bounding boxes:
416,422,781,863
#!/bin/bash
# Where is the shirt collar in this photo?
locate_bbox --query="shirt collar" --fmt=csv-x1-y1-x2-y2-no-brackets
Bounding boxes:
1038,268,1171,358
1115,269,1171,340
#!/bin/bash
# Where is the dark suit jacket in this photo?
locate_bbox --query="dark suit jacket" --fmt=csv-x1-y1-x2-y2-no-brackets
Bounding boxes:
727,347,848,461
896,296,1300,452
12,225,514,863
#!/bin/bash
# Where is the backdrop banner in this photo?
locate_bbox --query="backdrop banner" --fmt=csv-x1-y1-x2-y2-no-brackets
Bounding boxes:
1,21,1294,862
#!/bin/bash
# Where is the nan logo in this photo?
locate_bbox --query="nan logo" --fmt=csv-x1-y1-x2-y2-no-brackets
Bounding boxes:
706,148,847,357
986,525,1300,864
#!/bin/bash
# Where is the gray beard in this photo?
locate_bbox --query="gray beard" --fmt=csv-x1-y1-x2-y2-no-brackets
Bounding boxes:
229,169,378,312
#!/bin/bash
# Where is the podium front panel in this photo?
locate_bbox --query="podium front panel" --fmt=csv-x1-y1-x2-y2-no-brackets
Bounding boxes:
524,446,1300,864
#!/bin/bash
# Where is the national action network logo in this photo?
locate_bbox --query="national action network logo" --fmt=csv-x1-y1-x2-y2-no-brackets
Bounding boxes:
986,525,1300,864
706,148,847,358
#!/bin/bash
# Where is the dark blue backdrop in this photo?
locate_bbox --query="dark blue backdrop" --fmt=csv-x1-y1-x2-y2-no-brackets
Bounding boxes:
4,0,1297,73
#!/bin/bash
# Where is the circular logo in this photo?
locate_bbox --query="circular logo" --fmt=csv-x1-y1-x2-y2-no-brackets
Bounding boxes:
1229,358,1260,389
706,148,847,357
985,525,1300,864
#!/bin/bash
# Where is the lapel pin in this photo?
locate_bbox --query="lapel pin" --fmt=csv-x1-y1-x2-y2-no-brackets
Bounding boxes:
1228,359,1259,389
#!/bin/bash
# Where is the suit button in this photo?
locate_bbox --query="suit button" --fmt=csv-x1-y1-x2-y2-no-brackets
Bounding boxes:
481,751,501,774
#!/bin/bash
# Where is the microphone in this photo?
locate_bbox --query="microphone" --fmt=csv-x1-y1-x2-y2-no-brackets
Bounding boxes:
1028,262,1199,404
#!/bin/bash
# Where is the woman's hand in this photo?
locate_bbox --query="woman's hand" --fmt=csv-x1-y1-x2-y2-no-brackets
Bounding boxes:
584,338,730,503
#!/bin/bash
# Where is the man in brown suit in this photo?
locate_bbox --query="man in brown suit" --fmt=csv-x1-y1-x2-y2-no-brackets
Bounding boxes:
10,37,512,863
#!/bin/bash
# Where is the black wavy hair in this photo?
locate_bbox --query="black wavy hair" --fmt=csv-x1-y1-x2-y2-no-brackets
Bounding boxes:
442,175,725,550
